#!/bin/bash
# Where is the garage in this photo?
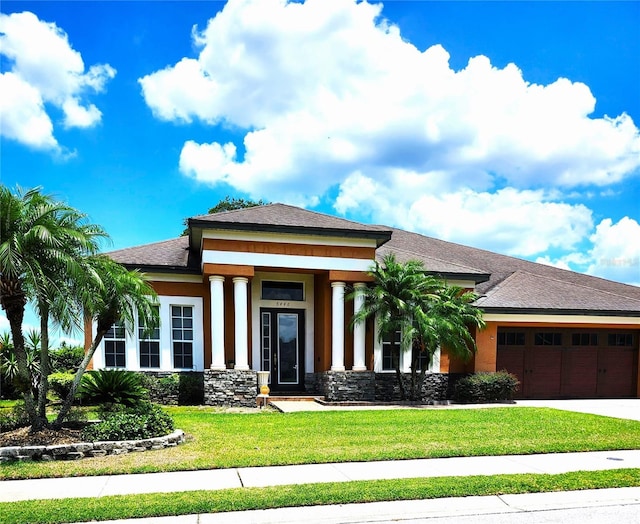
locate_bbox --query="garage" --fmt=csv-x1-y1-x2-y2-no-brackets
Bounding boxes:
496,328,638,399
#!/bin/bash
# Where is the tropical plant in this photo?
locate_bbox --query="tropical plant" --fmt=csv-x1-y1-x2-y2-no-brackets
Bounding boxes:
50,343,85,373
79,369,147,407
81,401,174,441
0,185,106,429
54,256,159,427
351,253,485,401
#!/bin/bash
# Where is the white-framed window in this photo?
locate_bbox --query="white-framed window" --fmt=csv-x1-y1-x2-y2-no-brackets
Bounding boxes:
104,322,126,368
171,305,194,369
374,320,439,373
139,306,160,368
381,330,401,371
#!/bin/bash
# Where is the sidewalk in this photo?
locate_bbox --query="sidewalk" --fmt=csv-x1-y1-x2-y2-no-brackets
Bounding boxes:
3,449,640,503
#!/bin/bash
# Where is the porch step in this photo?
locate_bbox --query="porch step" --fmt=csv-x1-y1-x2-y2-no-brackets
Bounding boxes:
268,395,325,402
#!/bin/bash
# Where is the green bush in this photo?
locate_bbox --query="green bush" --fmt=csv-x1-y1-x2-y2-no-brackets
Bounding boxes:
0,402,29,432
50,344,85,373
81,402,174,441
453,371,520,403
48,372,75,400
80,369,147,407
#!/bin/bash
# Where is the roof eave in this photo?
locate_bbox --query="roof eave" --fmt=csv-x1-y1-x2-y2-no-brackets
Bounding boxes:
187,219,393,246
479,307,640,317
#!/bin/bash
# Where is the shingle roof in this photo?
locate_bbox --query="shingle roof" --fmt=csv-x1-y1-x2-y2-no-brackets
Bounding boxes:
108,236,199,273
106,205,640,316
382,227,640,314
189,203,392,244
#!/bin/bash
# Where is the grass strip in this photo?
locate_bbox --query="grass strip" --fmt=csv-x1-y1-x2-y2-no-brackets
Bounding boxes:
3,469,640,524
3,407,640,480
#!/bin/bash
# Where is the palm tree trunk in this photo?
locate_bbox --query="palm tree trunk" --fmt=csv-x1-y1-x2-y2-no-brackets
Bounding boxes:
32,306,51,431
2,291,37,423
53,328,106,429
392,343,406,400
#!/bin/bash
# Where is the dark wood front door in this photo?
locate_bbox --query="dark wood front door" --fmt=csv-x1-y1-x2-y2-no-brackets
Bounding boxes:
260,309,305,391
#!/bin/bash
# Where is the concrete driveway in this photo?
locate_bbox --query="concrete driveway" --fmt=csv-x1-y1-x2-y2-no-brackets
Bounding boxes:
271,398,640,421
515,399,640,421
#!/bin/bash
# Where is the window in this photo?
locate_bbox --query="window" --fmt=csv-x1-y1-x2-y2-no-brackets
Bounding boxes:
261,311,271,372
571,333,598,346
414,350,431,372
104,322,125,367
497,331,525,346
172,305,193,368
382,330,401,371
534,332,562,346
608,333,633,347
261,281,304,301
139,307,160,368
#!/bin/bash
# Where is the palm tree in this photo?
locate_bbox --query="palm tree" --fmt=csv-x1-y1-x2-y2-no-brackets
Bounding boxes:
406,285,485,400
351,253,485,401
0,185,106,429
54,256,159,427
350,254,441,399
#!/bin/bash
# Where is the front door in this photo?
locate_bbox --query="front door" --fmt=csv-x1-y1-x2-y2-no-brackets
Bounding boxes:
260,308,305,391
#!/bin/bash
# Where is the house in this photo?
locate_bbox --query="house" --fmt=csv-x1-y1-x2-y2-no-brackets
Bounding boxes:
89,204,640,404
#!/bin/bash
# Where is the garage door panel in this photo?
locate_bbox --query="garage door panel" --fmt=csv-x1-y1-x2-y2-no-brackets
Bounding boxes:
525,348,562,399
597,348,638,398
561,348,598,397
497,348,525,399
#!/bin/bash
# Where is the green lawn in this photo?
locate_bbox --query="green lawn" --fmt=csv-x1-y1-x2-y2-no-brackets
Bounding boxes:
3,469,640,524
2,406,640,480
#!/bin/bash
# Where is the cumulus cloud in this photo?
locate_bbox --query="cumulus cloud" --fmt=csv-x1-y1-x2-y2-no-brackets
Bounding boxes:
336,172,593,256
0,11,116,151
139,0,639,279
587,217,640,285
140,0,640,200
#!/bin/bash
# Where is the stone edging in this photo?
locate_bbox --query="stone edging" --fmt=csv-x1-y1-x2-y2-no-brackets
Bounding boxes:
0,429,185,462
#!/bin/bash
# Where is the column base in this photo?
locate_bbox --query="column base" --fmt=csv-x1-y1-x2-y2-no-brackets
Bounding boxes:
234,365,250,370
351,366,367,371
330,365,346,371
210,365,227,371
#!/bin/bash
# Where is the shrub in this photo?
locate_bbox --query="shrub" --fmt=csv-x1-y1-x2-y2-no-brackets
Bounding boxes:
80,369,147,407
0,402,29,432
49,372,75,400
50,344,85,373
81,402,174,441
141,373,179,404
453,371,520,403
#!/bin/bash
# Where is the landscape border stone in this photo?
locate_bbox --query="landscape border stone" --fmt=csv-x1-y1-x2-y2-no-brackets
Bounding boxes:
0,429,185,462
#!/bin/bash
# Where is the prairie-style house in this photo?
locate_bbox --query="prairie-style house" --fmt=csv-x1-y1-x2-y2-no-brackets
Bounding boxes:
87,204,640,405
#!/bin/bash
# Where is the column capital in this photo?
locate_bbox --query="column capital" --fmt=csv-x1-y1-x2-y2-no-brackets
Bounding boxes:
232,276,249,284
353,282,367,290
209,275,225,283
331,281,346,288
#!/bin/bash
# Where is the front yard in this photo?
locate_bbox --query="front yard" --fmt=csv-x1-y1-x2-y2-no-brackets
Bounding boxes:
2,406,640,523
2,405,640,479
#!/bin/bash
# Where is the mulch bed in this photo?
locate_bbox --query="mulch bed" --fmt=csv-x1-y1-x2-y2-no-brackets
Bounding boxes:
0,427,83,447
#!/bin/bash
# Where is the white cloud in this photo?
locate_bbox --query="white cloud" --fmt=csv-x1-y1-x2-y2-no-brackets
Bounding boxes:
0,11,116,151
140,0,640,202
336,172,593,256
587,217,640,286
0,313,9,333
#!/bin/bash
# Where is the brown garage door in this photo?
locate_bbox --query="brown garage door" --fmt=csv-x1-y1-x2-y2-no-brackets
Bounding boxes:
496,328,638,399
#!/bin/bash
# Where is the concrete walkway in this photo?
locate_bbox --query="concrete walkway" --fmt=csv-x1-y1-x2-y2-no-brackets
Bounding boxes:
3,449,640,503
269,398,640,421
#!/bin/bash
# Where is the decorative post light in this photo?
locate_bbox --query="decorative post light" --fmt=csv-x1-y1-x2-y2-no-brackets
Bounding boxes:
257,370,270,408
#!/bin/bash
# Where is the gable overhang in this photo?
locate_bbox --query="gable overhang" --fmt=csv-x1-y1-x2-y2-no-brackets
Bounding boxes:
482,309,640,325
188,219,392,252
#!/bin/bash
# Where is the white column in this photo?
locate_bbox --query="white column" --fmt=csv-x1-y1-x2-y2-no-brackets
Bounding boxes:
352,283,367,371
331,281,346,371
233,277,249,370
209,276,226,370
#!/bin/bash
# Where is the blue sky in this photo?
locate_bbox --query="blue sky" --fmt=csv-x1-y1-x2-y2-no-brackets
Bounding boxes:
1,0,639,337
